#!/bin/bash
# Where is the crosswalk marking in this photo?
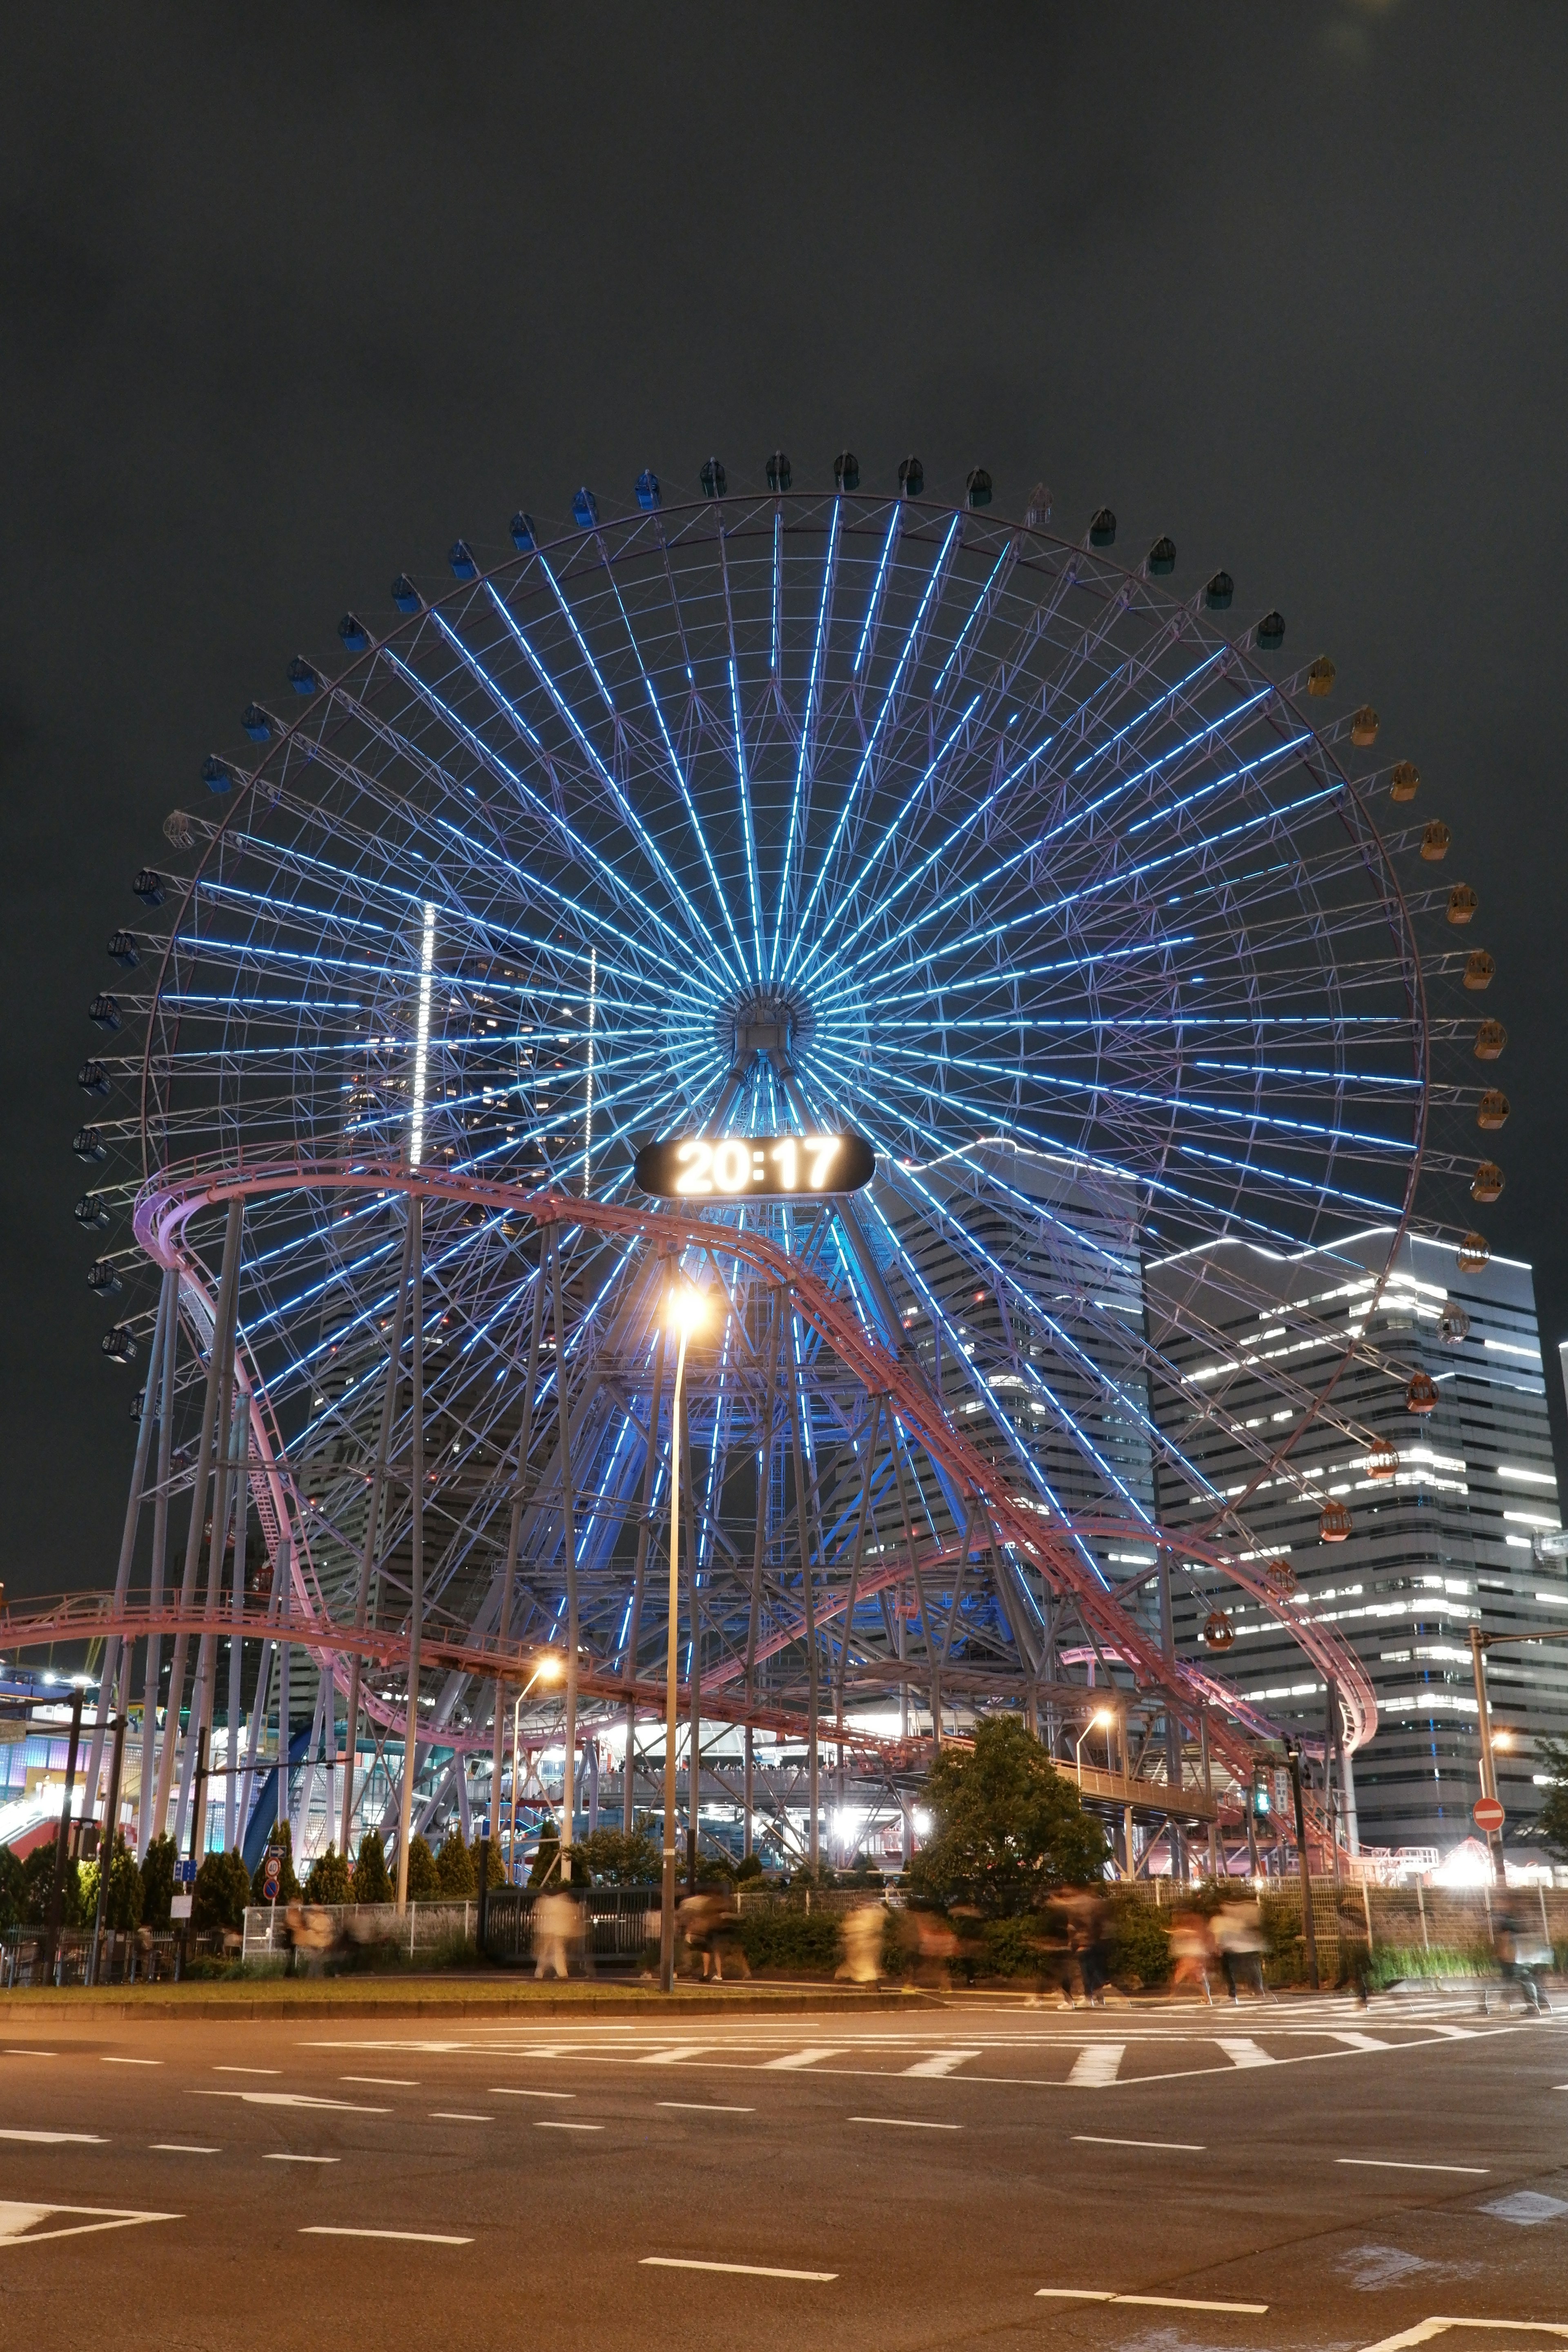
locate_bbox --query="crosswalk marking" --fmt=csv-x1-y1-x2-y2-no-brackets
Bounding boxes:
639,2047,712,2066
764,2048,846,2071
901,2050,982,2078
1216,2039,1276,2069
1327,2031,1392,2051
1069,2044,1125,2086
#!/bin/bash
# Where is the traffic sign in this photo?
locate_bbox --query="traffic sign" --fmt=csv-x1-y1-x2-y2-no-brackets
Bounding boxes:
261,1852,282,1903
174,1858,197,1884
1473,1795,1506,1834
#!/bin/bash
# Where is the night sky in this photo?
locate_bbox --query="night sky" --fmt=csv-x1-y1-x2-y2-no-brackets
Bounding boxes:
7,3,1566,1601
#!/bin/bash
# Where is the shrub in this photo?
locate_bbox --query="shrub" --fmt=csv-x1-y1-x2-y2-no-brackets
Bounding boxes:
435,1828,477,1898
352,1830,393,1904
733,1852,764,1884
575,1828,660,1885
908,1717,1107,1918
405,1835,441,1902
193,1848,253,1934
303,1846,352,1904
736,1907,842,1974
251,1821,300,1906
22,1835,83,1929
469,1833,505,1889
0,1844,26,1932
80,1833,145,1932
140,1833,176,1929
1107,1895,1171,1990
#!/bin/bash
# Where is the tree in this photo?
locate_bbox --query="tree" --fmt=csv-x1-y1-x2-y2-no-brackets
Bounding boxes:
193,1848,254,1934
352,1829,393,1904
250,1819,300,1906
0,1844,25,1931
527,1818,565,1886
469,1833,505,1889
908,1716,1107,1918
22,1835,82,1929
1538,1735,1568,1861
733,1851,764,1884
80,1833,145,1932
405,1834,441,1902
140,1833,176,1929
435,1828,476,1898
575,1827,660,1885
303,1846,352,1903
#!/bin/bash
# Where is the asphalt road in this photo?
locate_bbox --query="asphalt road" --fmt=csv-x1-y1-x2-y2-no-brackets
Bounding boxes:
2,1988,1566,2351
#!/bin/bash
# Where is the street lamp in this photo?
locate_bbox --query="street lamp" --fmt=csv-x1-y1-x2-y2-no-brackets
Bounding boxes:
508,1652,561,1885
1074,1708,1115,1777
660,1276,708,1995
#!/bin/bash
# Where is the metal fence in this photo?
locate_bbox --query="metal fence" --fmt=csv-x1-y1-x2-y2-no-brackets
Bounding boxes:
240,1901,479,1967
482,1886,657,1966
2,1925,205,1988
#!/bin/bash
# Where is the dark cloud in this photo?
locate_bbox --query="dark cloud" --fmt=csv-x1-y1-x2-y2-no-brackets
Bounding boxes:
4,0,1566,1590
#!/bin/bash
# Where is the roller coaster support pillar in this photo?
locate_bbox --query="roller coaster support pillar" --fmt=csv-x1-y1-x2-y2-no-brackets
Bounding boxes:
139,1267,179,1859
44,1682,85,1978
660,1315,693,1992
1285,1740,1319,1987
552,1232,580,1884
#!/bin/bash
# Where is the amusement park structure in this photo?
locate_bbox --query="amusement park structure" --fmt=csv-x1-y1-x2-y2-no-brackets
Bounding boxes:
26,458,1505,1888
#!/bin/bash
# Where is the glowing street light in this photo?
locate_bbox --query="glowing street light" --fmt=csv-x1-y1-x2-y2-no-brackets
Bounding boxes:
661,1276,708,1994
1074,1708,1116,1776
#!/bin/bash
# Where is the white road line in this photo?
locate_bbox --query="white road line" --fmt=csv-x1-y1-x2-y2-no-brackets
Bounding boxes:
0,2130,105,2145
1337,2158,1490,2175
0,2201,180,2245
659,2102,755,2114
263,2154,339,2165
639,2046,713,2065
764,2048,846,2071
430,2112,492,2123
536,2122,602,2133
102,2057,160,2067
193,2092,390,2114
151,2145,220,2155
2,2050,56,2058
1037,2289,1269,2314
490,2088,575,2100
214,2067,279,2076
1327,2032,1392,2052
642,2256,836,2282
342,2077,419,2087
849,2116,962,2131
1216,2038,1275,2069
901,2049,982,2077
1419,2025,1477,2040
301,2226,472,2245
1068,2044,1125,2087
1074,2136,1206,2152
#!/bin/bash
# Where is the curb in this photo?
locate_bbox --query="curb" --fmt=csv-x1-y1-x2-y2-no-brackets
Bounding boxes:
0,1981,929,2022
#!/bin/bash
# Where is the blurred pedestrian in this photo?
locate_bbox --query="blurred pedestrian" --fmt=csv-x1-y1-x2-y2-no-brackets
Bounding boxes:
838,1900,886,1986
1170,1908,1217,2005
532,1887,577,1980
1488,1909,1551,2015
1213,1899,1269,2001
1060,1891,1110,2005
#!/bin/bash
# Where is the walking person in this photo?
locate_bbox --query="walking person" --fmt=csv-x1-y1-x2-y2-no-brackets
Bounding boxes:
1213,1899,1270,2001
532,1887,577,1980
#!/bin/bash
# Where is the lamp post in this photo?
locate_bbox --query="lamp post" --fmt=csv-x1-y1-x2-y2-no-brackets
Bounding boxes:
660,1277,706,1995
1074,1708,1115,1779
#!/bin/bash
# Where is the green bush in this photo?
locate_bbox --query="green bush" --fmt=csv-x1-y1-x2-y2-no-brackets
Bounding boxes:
302,1846,352,1904
1107,1897,1171,1990
140,1833,176,1929
736,1907,842,1974
404,1835,441,1902
575,1827,660,1885
0,1844,26,1932
470,1833,505,1889
980,1914,1046,1977
733,1852,764,1884
908,1717,1107,1917
22,1835,82,1929
435,1828,477,1898
80,1834,145,1932
193,1848,253,1934
251,1821,299,1906
352,1829,393,1903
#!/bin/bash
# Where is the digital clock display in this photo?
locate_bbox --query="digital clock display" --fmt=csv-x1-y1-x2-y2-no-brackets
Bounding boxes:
633,1131,875,1200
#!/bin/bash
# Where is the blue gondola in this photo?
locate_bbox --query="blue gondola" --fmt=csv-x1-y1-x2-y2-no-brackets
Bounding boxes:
74,1127,106,1163
203,754,232,792
635,470,661,511
241,704,273,742
510,512,537,552
766,451,791,492
449,540,477,580
88,994,120,1032
78,1060,109,1096
133,869,164,907
1205,570,1234,611
572,488,599,528
107,930,139,969
699,459,725,499
966,467,993,509
391,575,421,613
338,613,368,651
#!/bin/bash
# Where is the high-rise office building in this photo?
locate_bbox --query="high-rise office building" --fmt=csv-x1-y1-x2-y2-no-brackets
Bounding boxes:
1147,1229,1568,1857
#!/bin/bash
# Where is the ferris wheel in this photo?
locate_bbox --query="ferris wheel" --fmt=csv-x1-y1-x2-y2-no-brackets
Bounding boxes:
64,456,1500,1865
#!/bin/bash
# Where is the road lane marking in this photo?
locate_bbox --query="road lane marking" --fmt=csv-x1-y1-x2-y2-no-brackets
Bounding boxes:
1416,2025,1476,2040
642,2257,836,2281
1068,2044,1125,2087
2,2051,56,2058
214,2067,279,2076
102,2057,160,2067
0,2201,180,2246
0,2131,106,2145
1074,2136,1206,2152
1037,2289,1269,2314
764,2048,846,2071
1354,2323,1568,2348
659,2102,755,2114
536,2122,603,2132
303,2226,472,2245
193,2092,390,2113
1327,2032,1392,2052
342,2077,418,2087
901,2049,982,2077
1216,2039,1275,2069
263,2154,339,2164
639,2046,713,2065
849,2116,962,2131
490,2088,575,2100
1338,2158,1490,2176
151,2145,220,2155
430,2112,492,2122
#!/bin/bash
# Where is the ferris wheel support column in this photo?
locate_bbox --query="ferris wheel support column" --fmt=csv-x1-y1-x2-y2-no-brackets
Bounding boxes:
621,1318,669,1839
1157,1549,1187,1885
224,1399,250,1850
490,1244,547,1851
742,1300,782,1861
659,1317,693,1993
152,1196,243,1849
782,1310,821,1873
394,1196,424,1913
85,1267,171,1824
340,1210,416,1860
138,1269,179,1858
551,1235,581,1884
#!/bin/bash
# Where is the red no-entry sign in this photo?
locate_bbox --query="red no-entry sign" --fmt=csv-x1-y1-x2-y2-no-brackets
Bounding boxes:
1473,1795,1505,1834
